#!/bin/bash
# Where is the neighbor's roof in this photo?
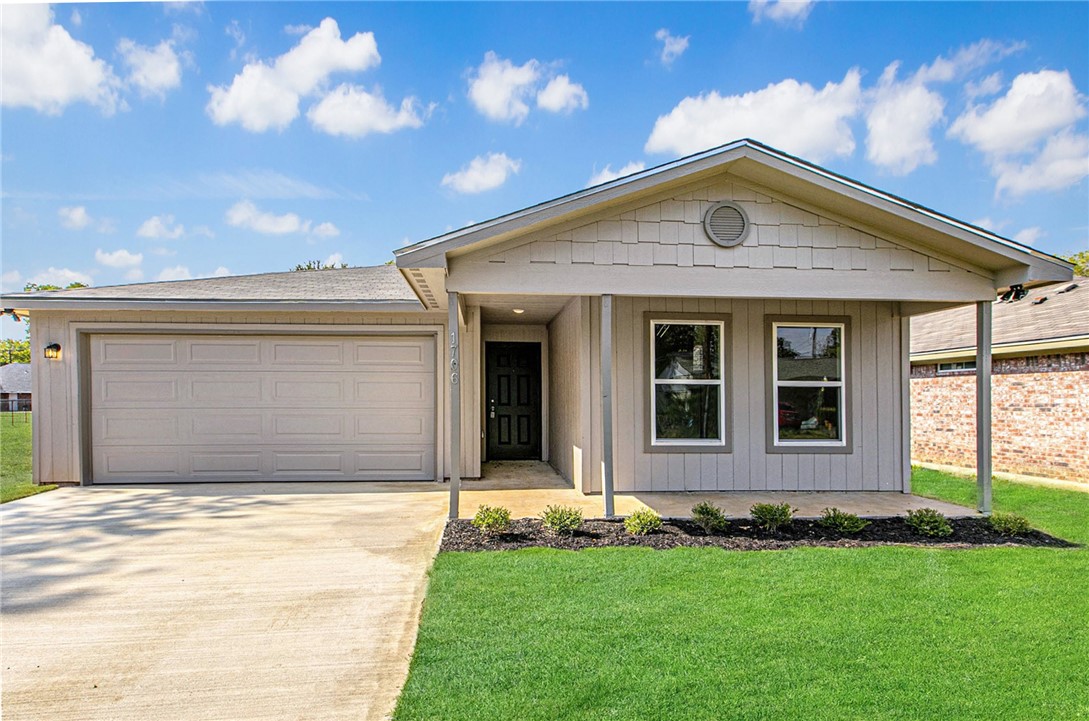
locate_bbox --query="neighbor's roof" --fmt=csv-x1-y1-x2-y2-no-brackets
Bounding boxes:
911,278,1088,358
0,363,31,394
1,265,424,312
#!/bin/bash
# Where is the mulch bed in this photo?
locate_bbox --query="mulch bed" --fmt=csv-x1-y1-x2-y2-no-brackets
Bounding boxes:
441,517,1076,552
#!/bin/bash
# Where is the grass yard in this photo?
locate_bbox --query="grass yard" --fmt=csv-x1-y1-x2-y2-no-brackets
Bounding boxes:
395,470,1089,721
0,415,54,503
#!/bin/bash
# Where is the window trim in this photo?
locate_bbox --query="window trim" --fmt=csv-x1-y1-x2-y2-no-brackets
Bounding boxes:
765,315,853,454
643,312,732,454
937,360,976,374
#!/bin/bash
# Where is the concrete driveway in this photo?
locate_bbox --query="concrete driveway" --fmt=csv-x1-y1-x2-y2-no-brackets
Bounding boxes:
1,482,447,721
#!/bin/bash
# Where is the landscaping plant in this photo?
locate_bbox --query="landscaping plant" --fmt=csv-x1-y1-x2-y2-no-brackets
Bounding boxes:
750,502,795,532
690,502,728,533
539,505,583,536
905,507,953,538
818,507,870,534
988,511,1031,536
471,505,512,535
624,508,662,536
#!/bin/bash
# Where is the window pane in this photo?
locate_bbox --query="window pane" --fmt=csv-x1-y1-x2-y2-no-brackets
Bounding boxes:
777,386,841,442
654,323,720,380
776,326,842,381
655,384,721,441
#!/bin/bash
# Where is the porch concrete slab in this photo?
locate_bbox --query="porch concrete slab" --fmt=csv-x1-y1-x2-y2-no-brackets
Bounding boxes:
1,482,447,721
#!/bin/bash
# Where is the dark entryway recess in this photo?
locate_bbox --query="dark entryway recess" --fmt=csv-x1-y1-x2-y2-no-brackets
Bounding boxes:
485,341,542,460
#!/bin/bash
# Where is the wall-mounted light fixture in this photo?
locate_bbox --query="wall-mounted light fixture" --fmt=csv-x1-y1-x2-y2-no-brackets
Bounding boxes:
43,343,61,360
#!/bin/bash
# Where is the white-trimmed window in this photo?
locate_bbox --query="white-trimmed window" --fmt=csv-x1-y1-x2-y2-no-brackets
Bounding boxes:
937,360,976,374
650,320,725,446
772,322,845,446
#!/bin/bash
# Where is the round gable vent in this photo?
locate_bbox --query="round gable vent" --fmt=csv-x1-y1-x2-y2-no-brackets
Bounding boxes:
703,201,750,247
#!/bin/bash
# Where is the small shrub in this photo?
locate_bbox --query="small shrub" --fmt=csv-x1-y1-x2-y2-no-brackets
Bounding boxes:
540,505,583,536
691,502,728,534
750,502,795,532
818,507,870,534
625,508,663,536
905,507,953,538
989,512,1031,536
471,505,511,535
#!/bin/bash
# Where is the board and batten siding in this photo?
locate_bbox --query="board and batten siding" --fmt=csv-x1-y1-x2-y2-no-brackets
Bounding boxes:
27,308,465,485
546,298,583,487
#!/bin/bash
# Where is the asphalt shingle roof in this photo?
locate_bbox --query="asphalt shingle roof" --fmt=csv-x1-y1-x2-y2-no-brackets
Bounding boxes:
0,364,31,394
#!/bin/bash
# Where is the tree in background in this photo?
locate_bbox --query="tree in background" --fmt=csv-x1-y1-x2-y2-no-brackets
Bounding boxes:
0,339,30,365
292,260,348,271
23,282,89,292
1059,251,1088,276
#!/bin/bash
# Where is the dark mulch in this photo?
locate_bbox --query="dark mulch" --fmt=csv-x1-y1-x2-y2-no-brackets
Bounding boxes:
441,517,1076,552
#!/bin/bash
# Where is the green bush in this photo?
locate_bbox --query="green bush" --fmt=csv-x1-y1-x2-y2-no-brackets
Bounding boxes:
625,508,663,536
471,505,512,535
988,511,1031,536
818,507,870,534
691,502,728,534
905,507,953,538
539,505,583,536
750,502,795,532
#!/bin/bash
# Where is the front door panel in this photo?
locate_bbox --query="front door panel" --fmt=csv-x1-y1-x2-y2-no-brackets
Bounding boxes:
485,342,541,460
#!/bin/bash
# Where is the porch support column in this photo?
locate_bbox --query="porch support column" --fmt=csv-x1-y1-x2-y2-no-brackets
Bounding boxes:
975,300,992,515
600,294,615,518
448,291,461,520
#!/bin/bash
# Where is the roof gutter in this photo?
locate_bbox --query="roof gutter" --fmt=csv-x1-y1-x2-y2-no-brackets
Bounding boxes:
911,334,1089,363
0,298,429,313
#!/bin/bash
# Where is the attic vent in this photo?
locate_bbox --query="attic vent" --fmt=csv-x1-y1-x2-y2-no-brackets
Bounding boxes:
702,202,750,247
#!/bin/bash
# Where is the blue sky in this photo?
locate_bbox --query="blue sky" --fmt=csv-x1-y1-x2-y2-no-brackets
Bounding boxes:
2,1,1087,339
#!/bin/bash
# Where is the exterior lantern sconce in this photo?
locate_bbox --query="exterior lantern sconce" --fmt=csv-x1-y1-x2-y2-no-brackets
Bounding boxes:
43,343,61,360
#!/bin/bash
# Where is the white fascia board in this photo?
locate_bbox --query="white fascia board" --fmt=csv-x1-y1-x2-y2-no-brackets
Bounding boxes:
0,298,427,313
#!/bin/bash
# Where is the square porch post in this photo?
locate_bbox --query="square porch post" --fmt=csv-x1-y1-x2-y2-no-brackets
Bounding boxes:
601,294,615,518
448,291,461,520
976,300,992,515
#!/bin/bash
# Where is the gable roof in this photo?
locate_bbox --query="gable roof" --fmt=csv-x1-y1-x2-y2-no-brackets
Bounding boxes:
395,139,1071,291
0,363,31,394
1,265,424,312
911,278,1088,357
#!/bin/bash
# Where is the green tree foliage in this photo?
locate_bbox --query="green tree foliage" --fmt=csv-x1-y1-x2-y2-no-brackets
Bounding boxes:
0,339,30,365
292,259,349,271
1059,251,1088,276
23,282,88,291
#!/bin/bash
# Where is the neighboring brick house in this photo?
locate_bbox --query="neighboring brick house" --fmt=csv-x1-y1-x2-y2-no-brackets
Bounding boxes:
0,363,32,412
911,278,1088,484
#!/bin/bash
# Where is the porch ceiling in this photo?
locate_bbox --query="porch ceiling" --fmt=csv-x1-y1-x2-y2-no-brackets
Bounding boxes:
467,294,572,325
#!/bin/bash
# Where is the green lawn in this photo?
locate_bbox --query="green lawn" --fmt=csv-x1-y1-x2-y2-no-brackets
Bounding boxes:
0,415,55,503
395,470,1089,721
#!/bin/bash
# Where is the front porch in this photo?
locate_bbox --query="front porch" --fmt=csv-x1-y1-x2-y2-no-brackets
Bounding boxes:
460,462,974,519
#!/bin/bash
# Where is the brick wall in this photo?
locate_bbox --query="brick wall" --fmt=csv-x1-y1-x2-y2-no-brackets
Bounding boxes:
911,353,1089,483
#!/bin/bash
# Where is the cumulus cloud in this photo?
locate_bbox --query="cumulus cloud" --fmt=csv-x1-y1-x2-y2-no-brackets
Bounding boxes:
158,265,192,281
588,161,645,187
312,221,340,237
323,252,344,266
992,131,1089,197
59,206,93,230
1,4,120,115
95,248,143,268
225,200,328,234
537,75,589,114
29,267,93,287
1012,227,1045,246
118,38,182,99
655,29,689,66
645,69,861,160
1,270,24,293
966,72,1004,100
441,153,521,194
468,52,540,124
748,0,816,27
206,18,381,132
137,214,186,239
210,266,231,277
306,84,429,137
865,62,945,175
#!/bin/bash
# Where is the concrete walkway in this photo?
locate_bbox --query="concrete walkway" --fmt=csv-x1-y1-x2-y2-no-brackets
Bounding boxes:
1,482,448,721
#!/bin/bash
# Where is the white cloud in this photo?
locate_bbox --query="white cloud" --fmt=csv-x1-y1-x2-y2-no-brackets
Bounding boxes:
137,214,185,239
467,52,540,124
206,18,381,132
748,0,816,27
915,40,1025,85
209,266,231,277
536,75,589,114
306,84,429,137
118,38,182,99
28,267,93,287
1013,227,1045,246
157,265,192,281
645,69,861,160
865,62,945,175
655,29,689,66
70,9,82,27
125,268,145,282
97,217,118,234
949,70,1086,156
151,247,177,256
285,24,313,36
441,153,521,194
225,19,246,60
993,130,1089,197
226,200,311,234
58,206,93,230
324,252,344,266
95,248,143,268
966,72,1004,100
1,270,23,293
970,217,1008,233
588,161,645,187
1,4,120,115
192,225,216,238
312,222,340,237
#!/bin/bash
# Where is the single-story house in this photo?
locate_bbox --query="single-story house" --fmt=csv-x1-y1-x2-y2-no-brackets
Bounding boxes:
911,277,1088,483
0,362,32,412
2,140,1073,516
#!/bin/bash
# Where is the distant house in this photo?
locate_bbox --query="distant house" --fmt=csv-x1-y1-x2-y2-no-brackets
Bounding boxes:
911,278,1088,484
0,363,32,412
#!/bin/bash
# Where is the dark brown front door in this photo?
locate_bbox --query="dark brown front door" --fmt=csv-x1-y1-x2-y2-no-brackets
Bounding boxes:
485,342,542,460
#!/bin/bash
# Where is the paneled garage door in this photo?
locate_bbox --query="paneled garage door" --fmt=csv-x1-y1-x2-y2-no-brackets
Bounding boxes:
90,334,436,483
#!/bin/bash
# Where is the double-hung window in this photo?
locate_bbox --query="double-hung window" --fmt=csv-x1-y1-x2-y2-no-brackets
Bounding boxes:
650,319,726,447
771,321,846,447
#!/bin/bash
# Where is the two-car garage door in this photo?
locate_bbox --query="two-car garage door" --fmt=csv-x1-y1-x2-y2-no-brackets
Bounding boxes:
90,334,437,483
